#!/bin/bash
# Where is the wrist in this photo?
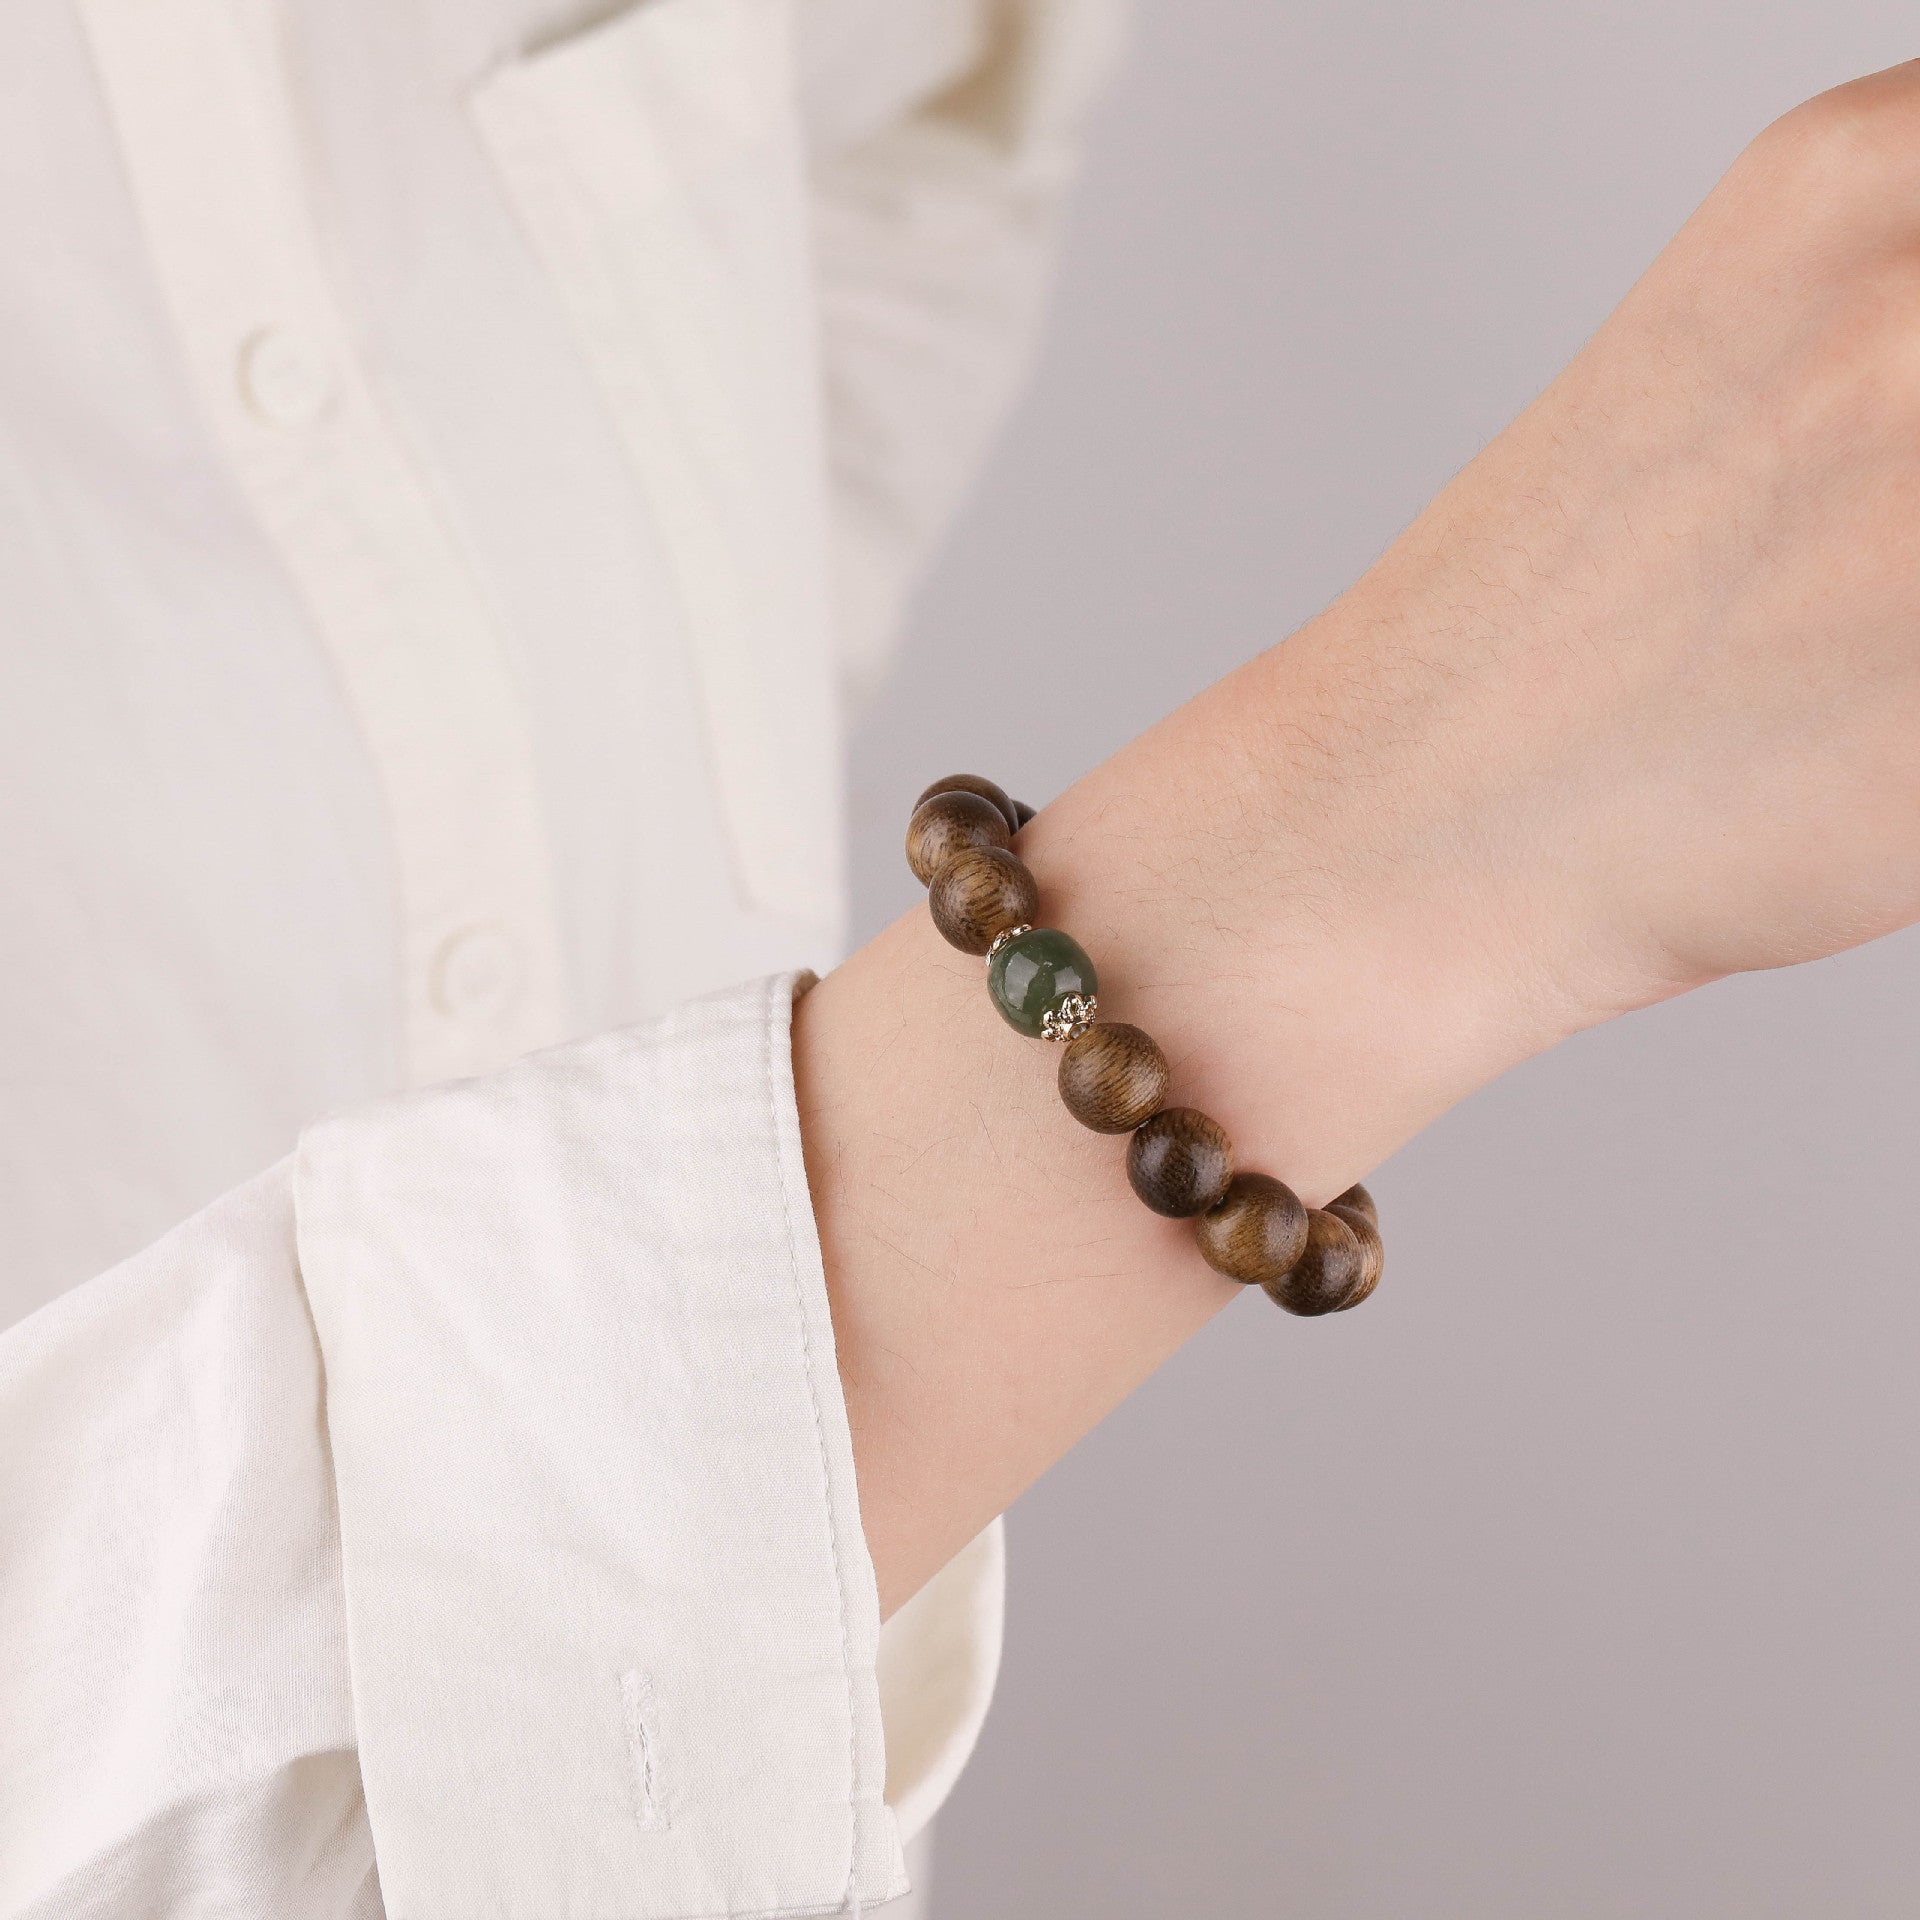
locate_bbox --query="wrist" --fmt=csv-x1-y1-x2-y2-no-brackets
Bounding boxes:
801,596,1624,1613
1021,597,1611,1202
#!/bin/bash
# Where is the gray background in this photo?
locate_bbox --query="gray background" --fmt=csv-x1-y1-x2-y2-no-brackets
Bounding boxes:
848,4,1920,1916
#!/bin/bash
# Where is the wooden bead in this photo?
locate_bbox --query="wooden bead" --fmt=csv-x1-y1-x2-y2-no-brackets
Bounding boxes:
1321,1182,1381,1310
1011,798,1037,828
1264,1208,1369,1316
906,790,1009,886
1057,1022,1169,1133
914,774,1020,836
929,846,1040,954
1329,1182,1376,1227
1126,1107,1234,1217
1324,1198,1383,1310
1196,1172,1310,1285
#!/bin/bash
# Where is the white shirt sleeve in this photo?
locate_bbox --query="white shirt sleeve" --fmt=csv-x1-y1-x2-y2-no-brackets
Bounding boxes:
806,0,1129,712
0,973,1001,1920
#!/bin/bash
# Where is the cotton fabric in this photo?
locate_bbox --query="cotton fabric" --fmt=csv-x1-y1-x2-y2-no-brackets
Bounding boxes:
1,976,1000,1916
0,0,1116,1911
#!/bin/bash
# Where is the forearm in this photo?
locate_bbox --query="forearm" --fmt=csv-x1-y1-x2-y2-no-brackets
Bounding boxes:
806,50,1920,1608
798,580,1612,1617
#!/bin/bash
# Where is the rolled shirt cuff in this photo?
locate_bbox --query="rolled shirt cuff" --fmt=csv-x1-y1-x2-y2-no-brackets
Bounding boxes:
295,970,1001,1918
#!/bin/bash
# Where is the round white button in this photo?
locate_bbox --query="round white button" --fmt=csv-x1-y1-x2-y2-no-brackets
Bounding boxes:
429,925,526,1026
238,327,335,428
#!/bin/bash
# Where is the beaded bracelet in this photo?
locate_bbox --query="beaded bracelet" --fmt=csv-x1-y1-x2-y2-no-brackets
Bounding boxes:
907,774,1383,1316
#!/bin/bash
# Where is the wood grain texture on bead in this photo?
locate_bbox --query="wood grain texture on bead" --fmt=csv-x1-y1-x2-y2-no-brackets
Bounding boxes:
903,770,1385,1320
929,846,1040,954
913,773,1020,836
1196,1172,1309,1284
1126,1107,1234,1217
1264,1208,1368,1316
1322,1183,1382,1309
1325,1199,1383,1309
1058,1022,1169,1133
1330,1182,1377,1227
906,789,1010,886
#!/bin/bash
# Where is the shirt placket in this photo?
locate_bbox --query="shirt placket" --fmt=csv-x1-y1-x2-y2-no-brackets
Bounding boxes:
78,0,570,1087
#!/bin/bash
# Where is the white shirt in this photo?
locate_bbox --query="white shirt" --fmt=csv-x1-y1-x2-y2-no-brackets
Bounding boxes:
0,0,1120,1911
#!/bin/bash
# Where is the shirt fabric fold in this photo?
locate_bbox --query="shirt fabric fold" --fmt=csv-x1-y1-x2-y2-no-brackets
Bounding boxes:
0,0,1119,1909
1,975,1001,1919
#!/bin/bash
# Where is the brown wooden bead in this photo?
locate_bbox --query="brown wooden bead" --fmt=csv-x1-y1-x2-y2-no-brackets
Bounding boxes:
1126,1107,1234,1217
906,790,1009,886
913,774,1020,836
1057,1022,1169,1133
1196,1172,1310,1285
1324,1199,1383,1310
1011,798,1037,829
1264,1208,1369,1316
1329,1182,1376,1227
928,846,1040,954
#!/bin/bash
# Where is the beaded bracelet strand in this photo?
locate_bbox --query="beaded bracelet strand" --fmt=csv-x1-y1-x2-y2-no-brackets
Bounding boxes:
907,774,1383,1316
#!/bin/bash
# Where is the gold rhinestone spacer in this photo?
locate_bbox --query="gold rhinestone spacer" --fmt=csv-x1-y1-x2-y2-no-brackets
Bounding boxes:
1042,993,1098,1043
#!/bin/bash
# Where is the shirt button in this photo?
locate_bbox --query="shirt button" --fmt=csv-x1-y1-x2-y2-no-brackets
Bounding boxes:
238,327,335,428
430,925,526,1026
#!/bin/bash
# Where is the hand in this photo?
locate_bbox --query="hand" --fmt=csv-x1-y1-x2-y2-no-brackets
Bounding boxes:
802,62,1920,1616
1307,59,1920,1004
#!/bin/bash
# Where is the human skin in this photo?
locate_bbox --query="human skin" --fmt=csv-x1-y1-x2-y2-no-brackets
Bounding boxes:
795,63,1920,1618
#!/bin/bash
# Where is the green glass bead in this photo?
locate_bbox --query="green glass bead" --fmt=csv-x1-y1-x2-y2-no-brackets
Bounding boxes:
986,926,1098,1038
